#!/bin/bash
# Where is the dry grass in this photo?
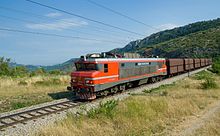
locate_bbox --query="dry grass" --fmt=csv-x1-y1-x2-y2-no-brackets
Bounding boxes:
37,71,220,136
193,112,220,136
0,75,71,113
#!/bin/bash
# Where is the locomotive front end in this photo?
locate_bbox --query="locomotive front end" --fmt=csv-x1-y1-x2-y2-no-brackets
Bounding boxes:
67,61,101,100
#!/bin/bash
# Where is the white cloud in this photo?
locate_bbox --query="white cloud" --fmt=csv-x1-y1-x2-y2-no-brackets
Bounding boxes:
158,23,179,31
45,12,62,18
26,18,88,31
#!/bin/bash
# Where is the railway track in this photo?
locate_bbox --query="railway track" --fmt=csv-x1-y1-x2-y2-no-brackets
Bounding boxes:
0,100,81,131
0,66,210,132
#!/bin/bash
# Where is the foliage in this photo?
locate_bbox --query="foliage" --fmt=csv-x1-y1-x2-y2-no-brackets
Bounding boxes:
88,100,118,119
33,78,63,86
194,71,212,80
211,58,220,75
0,57,66,77
18,81,28,86
201,77,218,89
0,57,11,76
193,71,217,89
48,70,63,75
144,83,175,94
0,57,28,77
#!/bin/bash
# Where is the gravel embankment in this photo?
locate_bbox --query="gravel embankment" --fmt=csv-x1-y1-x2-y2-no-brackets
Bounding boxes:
0,66,210,136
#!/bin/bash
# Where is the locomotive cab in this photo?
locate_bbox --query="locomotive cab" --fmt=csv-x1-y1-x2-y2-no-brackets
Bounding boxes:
67,57,119,100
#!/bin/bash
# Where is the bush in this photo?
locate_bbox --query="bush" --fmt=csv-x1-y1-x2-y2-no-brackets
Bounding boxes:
194,71,211,80
0,57,29,77
212,59,220,75
30,68,46,76
0,57,11,76
49,70,63,75
11,66,29,77
88,100,118,119
201,77,218,89
33,78,62,86
18,81,28,86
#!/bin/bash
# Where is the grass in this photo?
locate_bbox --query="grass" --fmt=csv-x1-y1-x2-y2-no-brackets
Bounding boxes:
38,71,220,136
193,111,220,136
0,75,70,113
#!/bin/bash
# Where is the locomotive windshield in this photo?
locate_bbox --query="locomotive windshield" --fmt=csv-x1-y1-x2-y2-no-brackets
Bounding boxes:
75,63,99,71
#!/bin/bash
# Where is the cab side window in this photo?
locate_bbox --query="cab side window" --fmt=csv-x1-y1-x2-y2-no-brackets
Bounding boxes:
104,64,108,73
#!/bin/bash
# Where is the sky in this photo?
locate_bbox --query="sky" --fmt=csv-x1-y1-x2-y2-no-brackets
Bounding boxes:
0,0,219,65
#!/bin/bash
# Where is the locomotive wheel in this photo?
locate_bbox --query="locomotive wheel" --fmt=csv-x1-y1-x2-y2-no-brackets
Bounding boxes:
149,77,157,83
119,85,126,92
111,86,118,94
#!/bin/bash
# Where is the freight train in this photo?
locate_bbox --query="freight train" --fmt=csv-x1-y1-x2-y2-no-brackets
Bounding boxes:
67,53,212,100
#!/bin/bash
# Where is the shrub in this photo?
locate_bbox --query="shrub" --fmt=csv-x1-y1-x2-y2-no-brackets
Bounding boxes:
49,70,63,75
194,71,211,80
30,68,46,76
88,100,118,119
11,66,29,77
144,84,175,94
160,90,168,96
212,59,220,75
0,57,11,76
18,81,28,86
201,77,218,89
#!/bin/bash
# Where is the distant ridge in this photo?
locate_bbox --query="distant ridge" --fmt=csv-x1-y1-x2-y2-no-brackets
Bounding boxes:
10,58,78,72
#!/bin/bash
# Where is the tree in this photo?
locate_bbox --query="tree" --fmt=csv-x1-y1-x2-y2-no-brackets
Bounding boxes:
0,57,11,76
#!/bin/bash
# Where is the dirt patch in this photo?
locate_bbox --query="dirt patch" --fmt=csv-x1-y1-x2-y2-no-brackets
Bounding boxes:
168,100,220,136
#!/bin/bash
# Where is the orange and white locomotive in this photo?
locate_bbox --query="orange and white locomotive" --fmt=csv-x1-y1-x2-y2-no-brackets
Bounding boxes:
67,53,167,100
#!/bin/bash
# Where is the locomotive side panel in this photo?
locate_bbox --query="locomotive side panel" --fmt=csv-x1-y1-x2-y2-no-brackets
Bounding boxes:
119,62,158,79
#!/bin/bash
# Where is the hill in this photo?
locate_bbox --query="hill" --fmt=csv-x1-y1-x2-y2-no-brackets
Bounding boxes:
10,58,78,72
43,58,78,72
111,18,220,58
139,27,220,58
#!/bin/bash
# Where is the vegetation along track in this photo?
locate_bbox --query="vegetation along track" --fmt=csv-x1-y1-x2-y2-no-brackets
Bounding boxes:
0,66,210,132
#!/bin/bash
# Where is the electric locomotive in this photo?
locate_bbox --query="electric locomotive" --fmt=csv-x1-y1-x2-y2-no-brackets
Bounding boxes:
67,52,167,100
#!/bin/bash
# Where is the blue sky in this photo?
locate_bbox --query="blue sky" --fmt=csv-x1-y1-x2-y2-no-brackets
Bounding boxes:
0,0,219,65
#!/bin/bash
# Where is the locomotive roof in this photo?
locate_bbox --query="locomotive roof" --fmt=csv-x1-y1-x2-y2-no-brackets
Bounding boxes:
83,58,166,62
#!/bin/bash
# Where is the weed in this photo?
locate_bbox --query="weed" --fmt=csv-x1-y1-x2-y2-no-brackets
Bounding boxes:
160,90,168,96
18,81,28,86
144,83,175,94
88,100,118,119
193,71,212,80
11,102,27,109
33,79,62,86
210,58,220,75
201,77,218,89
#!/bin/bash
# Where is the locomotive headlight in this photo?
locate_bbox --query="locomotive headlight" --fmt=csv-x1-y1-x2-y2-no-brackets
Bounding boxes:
85,80,94,84
71,77,76,82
